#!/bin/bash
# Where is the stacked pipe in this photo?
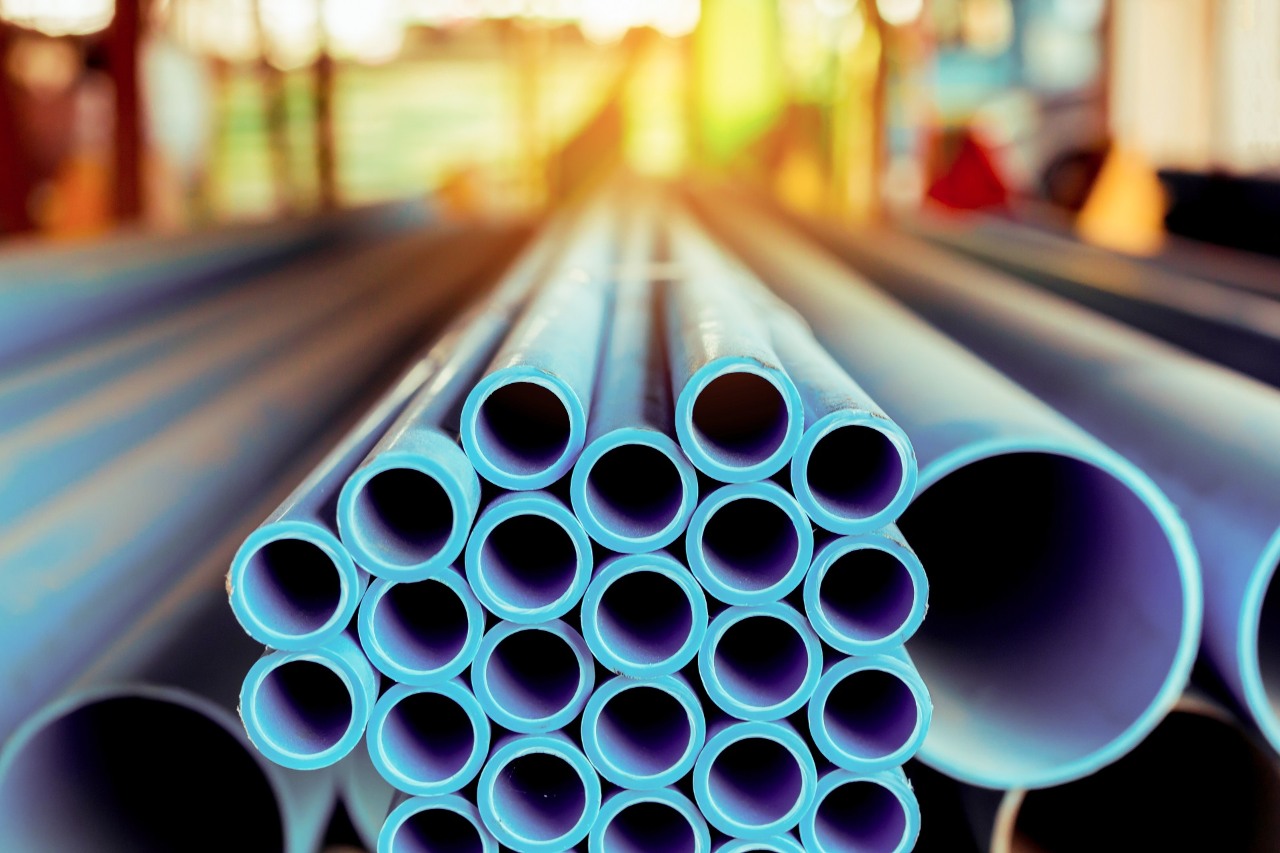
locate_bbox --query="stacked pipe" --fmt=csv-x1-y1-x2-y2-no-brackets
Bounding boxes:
223,187,933,853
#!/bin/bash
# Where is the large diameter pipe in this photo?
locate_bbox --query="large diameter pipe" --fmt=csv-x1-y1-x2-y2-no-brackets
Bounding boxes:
685,481,814,606
692,719,817,840
665,209,804,483
805,218,1280,758
579,674,706,790
807,651,931,773
569,198,698,552
802,527,928,654
239,631,379,771
698,601,823,721
460,203,616,490
693,190,1201,789
0,225,515,739
464,491,593,623
470,619,595,733
356,567,484,686
589,787,712,853
379,794,499,853
799,767,921,853
476,732,602,853
579,551,708,678
364,680,491,797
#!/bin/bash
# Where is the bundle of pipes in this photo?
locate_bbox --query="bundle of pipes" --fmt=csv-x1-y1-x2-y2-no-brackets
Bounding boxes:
214,185,932,853
0,210,531,850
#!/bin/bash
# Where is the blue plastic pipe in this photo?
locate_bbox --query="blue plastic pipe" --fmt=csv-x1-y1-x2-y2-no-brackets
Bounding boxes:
714,835,805,853
470,619,595,733
460,203,616,490
665,210,804,482
365,680,491,796
580,674,706,790
357,567,485,685
464,491,593,623
693,190,1201,789
802,527,928,654
239,631,379,771
579,551,708,678
685,481,814,605
379,794,499,853
476,732,602,853
806,221,1280,760
807,651,931,773
799,767,921,853
569,200,699,551
698,602,822,721
692,719,818,840
337,219,566,579
0,226,507,739
589,787,712,853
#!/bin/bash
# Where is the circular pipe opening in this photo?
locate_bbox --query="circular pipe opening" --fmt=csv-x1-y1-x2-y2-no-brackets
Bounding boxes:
602,800,699,853
705,738,806,831
811,780,909,853
478,513,579,612
803,424,906,523
240,538,342,638
706,612,817,716
350,467,454,566
250,660,353,757
584,443,685,541
479,627,587,728
474,380,572,479
597,570,696,668
392,807,485,853
819,670,920,764
368,578,474,677
689,370,791,470
817,548,916,646
490,751,590,845
592,685,695,781
0,696,284,852
699,497,801,597
378,692,483,790
900,452,1194,785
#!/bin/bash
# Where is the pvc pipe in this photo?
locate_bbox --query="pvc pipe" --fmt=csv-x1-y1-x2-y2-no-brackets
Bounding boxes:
807,651,931,773
579,551,708,678
357,568,484,685
470,619,595,733
588,787,712,853
240,631,379,770
337,219,565,579
365,680,491,796
685,481,814,606
698,602,823,721
692,190,1200,789
802,527,928,654
464,491,593,623
476,732,602,853
692,720,817,840
460,203,616,490
579,674,706,789
804,218,1280,760
379,794,498,853
799,768,920,853
665,210,804,482
570,199,698,552
0,227,510,740
714,836,804,853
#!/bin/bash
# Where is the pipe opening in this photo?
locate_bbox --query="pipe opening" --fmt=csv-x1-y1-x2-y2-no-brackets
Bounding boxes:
242,538,341,637
353,468,454,565
812,780,907,853
0,697,283,852
899,452,1188,780
713,615,812,710
603,800,699,853
596,685,694,778
380,692,479,787
491,751,589,844
690,371,789,469
818,549,915,644
805,425,904,521
252,660,353,756
822,670,919,762
1010,711,1280,852
706,738,805,829
485,629,583,721
701,497,800,594
597,570,695,667
475,381,571,477
585,443,684,539
393,807,484,853
373,579,471,673
479,512,579,611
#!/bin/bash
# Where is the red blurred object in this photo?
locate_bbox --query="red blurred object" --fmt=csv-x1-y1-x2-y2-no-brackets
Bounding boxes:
924,127,1010,212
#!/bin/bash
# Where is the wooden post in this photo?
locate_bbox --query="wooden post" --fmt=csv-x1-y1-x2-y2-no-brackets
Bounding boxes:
107,0,144,221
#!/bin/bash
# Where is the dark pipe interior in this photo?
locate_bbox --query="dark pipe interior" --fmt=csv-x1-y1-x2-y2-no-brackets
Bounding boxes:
243,538,341,636
805,424,904,520
476,381,572,476
690,371,789,468
586,443,684,538
597,570,695,666
354,467,454,564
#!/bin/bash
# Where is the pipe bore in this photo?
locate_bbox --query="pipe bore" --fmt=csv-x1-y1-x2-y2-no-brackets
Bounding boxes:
581,676,705,789
358,572,483,685
804,535,926,653
700,604,822,720
471,621,594,733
